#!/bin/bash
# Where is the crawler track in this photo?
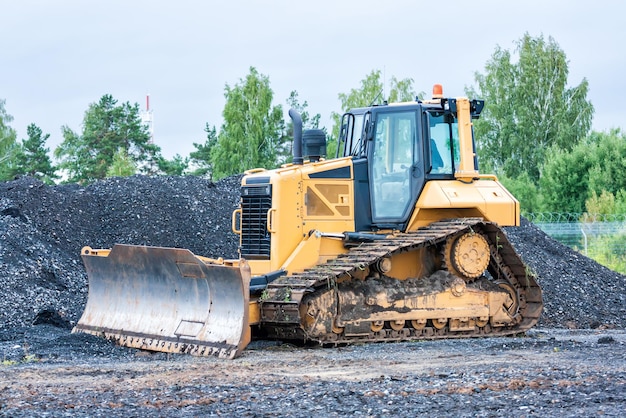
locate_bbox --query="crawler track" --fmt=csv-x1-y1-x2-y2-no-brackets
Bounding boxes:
260,218,543,343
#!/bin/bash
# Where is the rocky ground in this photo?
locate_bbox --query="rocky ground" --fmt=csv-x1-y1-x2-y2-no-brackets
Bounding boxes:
1,175,625,417
1,328,624,417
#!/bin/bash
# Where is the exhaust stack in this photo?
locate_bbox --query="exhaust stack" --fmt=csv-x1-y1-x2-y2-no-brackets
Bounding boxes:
289,109,303,165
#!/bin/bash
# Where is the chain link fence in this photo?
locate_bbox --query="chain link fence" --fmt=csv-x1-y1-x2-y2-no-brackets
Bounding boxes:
526,213,626,272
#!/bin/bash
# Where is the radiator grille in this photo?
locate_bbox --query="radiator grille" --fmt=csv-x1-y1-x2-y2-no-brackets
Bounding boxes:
240,185,272,259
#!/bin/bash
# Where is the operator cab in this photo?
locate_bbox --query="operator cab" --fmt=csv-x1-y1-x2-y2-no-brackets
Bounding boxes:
339,87,481,231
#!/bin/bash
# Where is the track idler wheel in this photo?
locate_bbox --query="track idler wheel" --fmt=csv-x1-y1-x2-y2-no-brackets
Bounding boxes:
444,231,490,281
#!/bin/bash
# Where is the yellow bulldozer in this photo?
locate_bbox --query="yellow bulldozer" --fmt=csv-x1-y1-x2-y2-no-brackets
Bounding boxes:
73,85,543,359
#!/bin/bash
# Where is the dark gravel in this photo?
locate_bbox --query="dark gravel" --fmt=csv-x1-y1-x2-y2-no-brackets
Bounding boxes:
1,175,625,416
1,175,624,332
505,218,626,329
0,175,240,331
1,329,624,417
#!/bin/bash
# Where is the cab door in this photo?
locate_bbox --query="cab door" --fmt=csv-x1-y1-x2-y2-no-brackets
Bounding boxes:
369,109,424,227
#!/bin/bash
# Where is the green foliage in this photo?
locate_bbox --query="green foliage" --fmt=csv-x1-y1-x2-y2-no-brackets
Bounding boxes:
210,67,284,180
583,189,626,218
328,69,416,157
333,69,386,131
387,76,419,103
0,99,18,181
189,124,218,177
10,124,59,184
1,103,57,183
585,190,617,218
106,148,137,177
331,70,416,136
614,190,626,214
283,90,324,163
2,344,39,366
22,353,38,363
580,188,626,274
539,145,591,213
55,94,163,183
158,154,189,176
538,130,626,274
499,172,540,215
540,129,626,213
286,90,321,130
585,233,626,274
469,33,593,182
585,129,626,196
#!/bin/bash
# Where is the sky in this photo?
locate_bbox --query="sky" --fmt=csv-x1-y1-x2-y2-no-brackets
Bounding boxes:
2,0,625,159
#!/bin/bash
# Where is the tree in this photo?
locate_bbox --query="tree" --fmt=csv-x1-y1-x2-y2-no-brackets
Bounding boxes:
286,90,321,131
539,144,594,213
106,148,137,177
540,129,626,213
387,75,419,103
499,172,540,215
157,154,189,176
11,124,59,184
584,189,626,219
585,129,626,198
210,67,284,180
189,124,218,177
0,99,18,181
468,33,594,182
282,90,323,163
328,70,417,156
55,94,163,183
333,69,384,128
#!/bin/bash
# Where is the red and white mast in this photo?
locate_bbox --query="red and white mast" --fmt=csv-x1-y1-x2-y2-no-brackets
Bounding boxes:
141,94,154,143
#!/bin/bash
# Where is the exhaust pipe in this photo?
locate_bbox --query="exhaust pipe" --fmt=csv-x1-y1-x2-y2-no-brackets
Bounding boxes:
289,108,303,165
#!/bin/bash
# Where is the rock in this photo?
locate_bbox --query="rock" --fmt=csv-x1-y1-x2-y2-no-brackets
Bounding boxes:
597,336,616,344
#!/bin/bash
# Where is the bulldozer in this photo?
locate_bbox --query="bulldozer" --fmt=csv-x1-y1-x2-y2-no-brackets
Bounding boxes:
73,85,543,359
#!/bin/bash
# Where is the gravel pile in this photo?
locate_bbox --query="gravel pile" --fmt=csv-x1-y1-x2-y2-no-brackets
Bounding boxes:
1,175,625,417
505,218,626,329
2,174,625,333
0,175,241,332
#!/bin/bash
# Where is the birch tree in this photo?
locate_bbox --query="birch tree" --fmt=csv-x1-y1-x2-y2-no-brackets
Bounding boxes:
210,67,284,180
468,33,594,182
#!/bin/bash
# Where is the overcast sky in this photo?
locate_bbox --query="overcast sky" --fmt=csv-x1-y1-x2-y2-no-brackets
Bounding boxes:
2,0,625,159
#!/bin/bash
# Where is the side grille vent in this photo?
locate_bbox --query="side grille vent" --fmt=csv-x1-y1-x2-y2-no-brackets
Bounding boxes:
240,184,272,259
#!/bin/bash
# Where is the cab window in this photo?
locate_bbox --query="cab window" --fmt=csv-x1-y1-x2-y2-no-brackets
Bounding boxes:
371,111,416,219
427,112,459,174
347,114,364,156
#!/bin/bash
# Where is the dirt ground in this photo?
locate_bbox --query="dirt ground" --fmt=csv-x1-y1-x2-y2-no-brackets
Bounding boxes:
1,175,626,416
1,328,625,417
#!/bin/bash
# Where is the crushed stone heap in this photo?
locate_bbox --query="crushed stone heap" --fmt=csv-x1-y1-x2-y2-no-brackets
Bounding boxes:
1,175,625,331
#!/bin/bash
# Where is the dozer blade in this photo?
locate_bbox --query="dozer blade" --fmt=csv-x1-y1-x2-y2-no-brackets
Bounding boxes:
73,244,251,359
